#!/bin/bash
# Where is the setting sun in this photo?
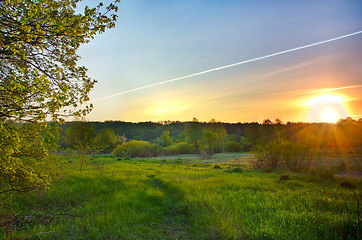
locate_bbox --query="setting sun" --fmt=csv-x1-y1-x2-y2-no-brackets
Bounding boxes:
321,109,338,123
305,94,349,123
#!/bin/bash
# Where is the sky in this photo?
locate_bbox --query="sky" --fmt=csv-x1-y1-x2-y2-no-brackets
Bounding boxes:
77,0,362,123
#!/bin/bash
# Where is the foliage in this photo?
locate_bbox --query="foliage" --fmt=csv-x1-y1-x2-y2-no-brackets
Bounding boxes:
164,142,194,155
224,141,241,152
42,122,60,151
230,167,243,173
202,130,218,158
205,119,227,152
0,1,120,234
112,140,154,158
74,137,99,172
260,119,280,143
0,0,120,122
243,124,261,146
240,137,252,152
184,118,203,152
252,139,309,171
158,130,173,147
71,121,101,171
63,120,96,148
94,128,122,153
112,144,125,158
58,118,362,152
0,122,50,196
0,0,120,191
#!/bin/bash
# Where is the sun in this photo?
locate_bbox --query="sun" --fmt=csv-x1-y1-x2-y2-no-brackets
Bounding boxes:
305,94,348,123
321,109,338,123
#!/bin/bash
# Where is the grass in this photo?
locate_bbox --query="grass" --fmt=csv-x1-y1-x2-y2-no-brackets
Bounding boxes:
1,154,361,239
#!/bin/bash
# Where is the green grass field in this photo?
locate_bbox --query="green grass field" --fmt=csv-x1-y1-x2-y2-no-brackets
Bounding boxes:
2,153,361,239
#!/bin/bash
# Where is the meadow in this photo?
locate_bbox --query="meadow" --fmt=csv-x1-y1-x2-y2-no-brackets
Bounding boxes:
2,153,360,240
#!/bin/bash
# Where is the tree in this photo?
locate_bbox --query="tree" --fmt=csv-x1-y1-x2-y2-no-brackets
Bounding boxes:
0,0,120,122
0,122,49,196
202,130,217,158
184,118,203,152
64,121,96,148
64,120,98,171
74,137,97,172
159,129,173,147
261,119,280,143
0,0,120,211
95,128,120,153
42,122,60,151
205,119,227,152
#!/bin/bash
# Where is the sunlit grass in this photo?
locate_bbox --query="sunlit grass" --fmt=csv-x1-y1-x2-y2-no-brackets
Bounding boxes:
3,156,361,239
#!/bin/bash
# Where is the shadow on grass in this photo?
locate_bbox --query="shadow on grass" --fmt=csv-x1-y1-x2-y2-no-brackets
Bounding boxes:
145,175,199,239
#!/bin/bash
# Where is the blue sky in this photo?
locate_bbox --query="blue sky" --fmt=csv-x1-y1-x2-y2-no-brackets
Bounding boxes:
77,0,362,123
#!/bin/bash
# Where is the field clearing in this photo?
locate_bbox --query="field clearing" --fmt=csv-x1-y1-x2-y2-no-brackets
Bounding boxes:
2,153,361,239
143,153,254,164
144,152,362,176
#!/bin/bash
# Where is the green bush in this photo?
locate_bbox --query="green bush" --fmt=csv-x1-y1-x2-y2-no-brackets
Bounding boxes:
112,144,127,158
112,140,154,158
231,167,243,173
150,143,162,156
252,141,281,169
224,141,241,152
164,142,194,155
252,139,309,171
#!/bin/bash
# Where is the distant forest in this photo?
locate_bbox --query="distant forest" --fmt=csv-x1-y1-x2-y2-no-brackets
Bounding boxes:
58,118,362,153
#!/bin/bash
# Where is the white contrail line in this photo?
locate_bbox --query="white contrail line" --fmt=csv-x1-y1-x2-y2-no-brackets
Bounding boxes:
308,85,362,93
95,30,362,102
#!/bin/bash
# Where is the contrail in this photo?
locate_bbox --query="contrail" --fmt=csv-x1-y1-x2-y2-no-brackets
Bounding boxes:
95,30,362,101
309,85,362,93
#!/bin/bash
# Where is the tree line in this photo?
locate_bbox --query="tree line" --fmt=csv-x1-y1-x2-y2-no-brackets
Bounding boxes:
54,117,362,159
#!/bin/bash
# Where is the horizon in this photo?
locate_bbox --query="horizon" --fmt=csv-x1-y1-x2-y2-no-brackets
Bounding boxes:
63,116,360,125
77,0,362,123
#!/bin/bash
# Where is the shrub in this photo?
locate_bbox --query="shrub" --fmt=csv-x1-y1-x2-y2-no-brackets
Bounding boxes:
213,165,222,169
252,141,281,169
231,167,243,173
252,139,309,171
150,143,162,156
112,140,154,158
279,175,290,181
112,144,127,158
224,141,241,152
224,167,243,173
164,142,194,155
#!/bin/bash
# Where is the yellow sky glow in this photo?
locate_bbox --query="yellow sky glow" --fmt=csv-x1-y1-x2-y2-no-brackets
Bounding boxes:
304,94,345,105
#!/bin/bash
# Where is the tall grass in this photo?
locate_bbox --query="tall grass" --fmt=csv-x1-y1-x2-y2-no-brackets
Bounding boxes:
2,156,360,239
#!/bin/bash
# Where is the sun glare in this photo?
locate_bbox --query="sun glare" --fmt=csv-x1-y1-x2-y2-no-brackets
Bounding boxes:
305,94,348,123
321,109,338,123
305,94,345,106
